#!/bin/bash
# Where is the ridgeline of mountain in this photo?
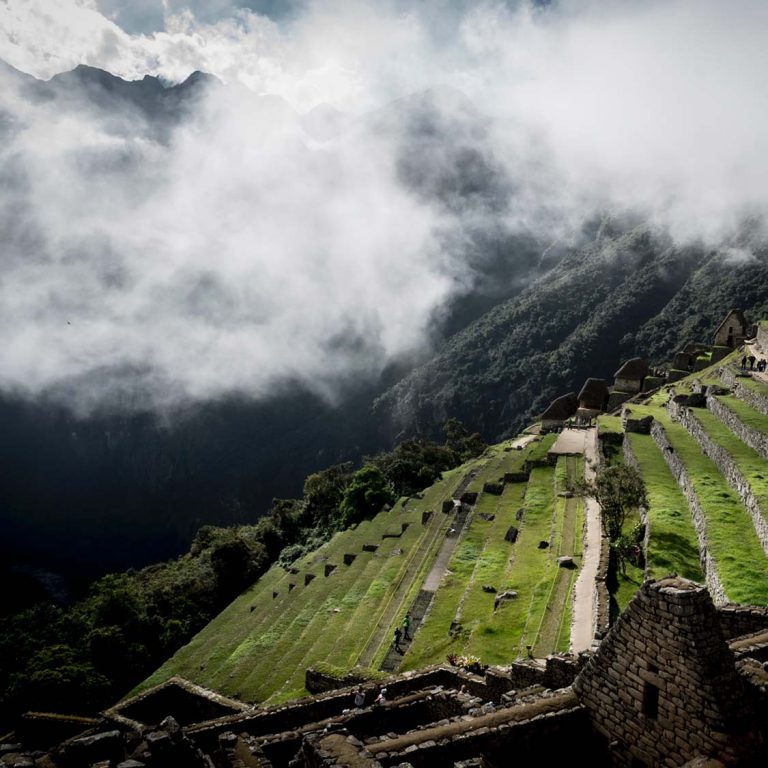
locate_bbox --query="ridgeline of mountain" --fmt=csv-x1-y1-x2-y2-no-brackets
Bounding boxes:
374,224,768,442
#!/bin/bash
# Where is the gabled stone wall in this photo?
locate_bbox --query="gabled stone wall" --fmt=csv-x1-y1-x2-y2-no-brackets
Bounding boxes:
574,578,761,767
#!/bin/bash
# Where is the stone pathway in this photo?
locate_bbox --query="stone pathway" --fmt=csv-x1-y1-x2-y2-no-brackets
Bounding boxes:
549,428,589,456
571,427,601,652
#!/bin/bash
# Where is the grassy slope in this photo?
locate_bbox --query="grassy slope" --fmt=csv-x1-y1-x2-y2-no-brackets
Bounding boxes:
715,393,768,433
140,437,578,703
630,403,768,604
139,466,462,701
626,433,703,583
402,447,580,669
691,407,768,531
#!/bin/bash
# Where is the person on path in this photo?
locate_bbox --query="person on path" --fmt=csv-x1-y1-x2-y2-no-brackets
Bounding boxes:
749,355,756,370
374,687,388,706
402,613,411,641
741,355,748,370
354,687,365,709
393,627,402,652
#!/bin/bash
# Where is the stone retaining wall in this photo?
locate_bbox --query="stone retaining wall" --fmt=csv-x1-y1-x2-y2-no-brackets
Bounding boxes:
374,704,592,767
719,367,768,416
718,604,768,639
707,393,768,461
667,399,768,553
649,421,727,605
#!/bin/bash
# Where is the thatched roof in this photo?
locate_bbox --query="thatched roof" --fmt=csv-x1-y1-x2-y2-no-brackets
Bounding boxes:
614,357,648,380
714,309,747,337
578,378,608,409
540,392,578,421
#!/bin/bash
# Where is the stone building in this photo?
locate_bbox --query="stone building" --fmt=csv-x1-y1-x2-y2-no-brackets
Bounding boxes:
574,577,765,767
540,392,578,433
576,378,609,423
613,358,649,394
714,309,748,348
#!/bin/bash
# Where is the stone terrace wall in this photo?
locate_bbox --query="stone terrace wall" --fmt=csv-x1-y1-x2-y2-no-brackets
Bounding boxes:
667,399,768,553
649,421,725,605
719,368,768,416
484,655,588,700
707,393,768,461
719,604,768,639
373,704,598,768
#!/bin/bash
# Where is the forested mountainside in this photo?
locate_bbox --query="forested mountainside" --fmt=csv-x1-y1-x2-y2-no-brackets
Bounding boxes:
374,225,768,442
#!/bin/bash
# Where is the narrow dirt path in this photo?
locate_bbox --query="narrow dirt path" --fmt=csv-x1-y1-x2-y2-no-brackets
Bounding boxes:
570,427,601,652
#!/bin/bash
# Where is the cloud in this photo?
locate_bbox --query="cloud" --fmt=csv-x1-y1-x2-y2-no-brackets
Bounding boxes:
1,0,768,411
0,69,470,411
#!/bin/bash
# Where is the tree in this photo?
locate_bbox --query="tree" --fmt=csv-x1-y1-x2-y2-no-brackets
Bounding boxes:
442,418,486,462
581,464,648,541
338,466,396,527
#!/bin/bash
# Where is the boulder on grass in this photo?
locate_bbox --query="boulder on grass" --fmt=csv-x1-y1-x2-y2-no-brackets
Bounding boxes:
557,556,575,568
504,526,519,543
494,591,518,610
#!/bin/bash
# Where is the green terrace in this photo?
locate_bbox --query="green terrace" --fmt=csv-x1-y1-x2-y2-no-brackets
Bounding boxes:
689,407,768,532
629,403,768,605
625,432,703,583
713,393,768,436
402,452,583,670
138,437,561,704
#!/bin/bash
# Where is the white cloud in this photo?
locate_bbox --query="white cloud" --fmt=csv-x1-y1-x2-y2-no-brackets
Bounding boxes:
1,0,768,410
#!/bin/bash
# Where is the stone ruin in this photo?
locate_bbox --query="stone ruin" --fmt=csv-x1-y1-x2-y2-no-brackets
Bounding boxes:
7,577,768,767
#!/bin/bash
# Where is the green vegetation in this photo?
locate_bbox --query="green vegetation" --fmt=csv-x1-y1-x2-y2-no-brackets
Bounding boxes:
625,433,703,582
581,464,648,541
714,394,768,435
738,376,768,399
692,408,768,527
630,404,768,604
597,416,623,436
403,453,581,669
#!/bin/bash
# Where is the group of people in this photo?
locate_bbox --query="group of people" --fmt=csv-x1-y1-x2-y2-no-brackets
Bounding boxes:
343,614,413,713
392,613,411,653
352,685,388,709
740,354,767,372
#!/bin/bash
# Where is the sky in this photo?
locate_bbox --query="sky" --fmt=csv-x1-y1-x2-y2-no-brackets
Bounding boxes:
1,0,767,412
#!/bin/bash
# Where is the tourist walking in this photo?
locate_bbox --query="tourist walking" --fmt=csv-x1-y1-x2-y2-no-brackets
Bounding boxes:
354,686,365,709
402,613,411,641
393,627,402,652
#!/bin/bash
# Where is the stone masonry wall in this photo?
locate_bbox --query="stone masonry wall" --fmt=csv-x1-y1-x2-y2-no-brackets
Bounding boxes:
706,393,768,461
374,703,594,768
758,323,768,353
667,399,768,553
649,421,726,605
573,578,760,767
719,368,768,416
718,604,768,639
